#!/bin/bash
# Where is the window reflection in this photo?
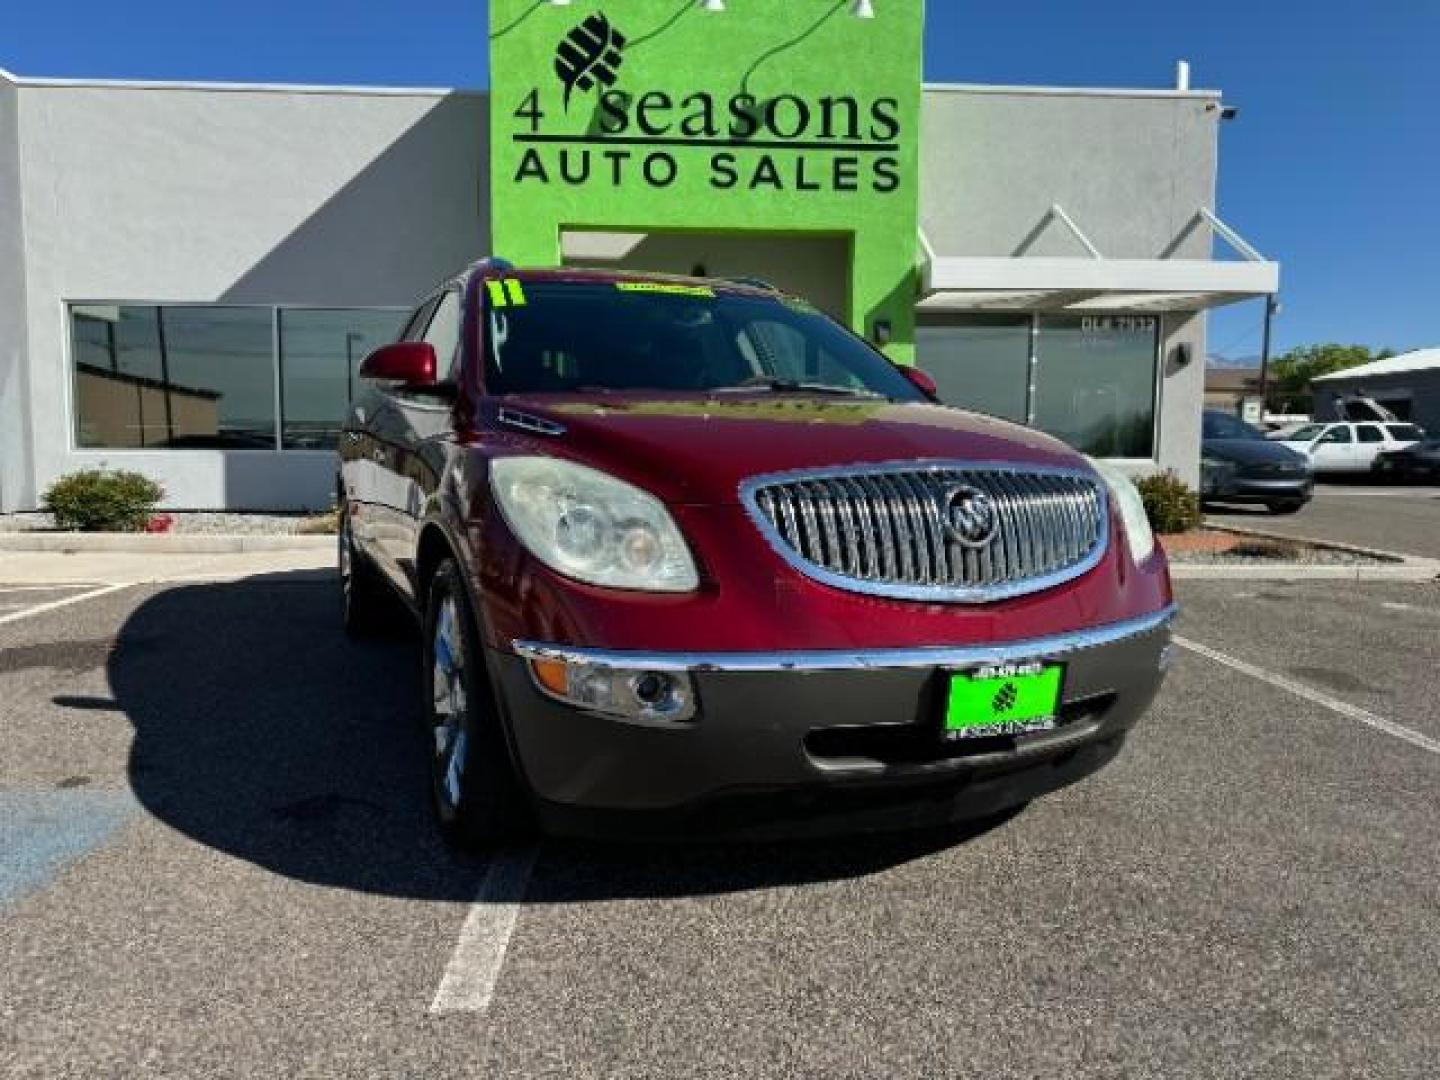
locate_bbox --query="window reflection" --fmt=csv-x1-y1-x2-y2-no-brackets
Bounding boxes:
279,309,406,449
916,315,1031,423
914,312,1159,457
1032,315,1158,458
72,305,272,448
71,304,404,451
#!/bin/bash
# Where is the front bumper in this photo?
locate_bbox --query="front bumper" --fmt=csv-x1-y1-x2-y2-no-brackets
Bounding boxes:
1204,473,1314,505
492,605,1176,838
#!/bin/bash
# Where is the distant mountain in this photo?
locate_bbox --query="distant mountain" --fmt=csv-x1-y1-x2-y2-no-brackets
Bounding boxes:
1207,354,1261,369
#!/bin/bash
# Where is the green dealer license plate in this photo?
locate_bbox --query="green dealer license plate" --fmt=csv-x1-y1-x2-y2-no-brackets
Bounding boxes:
944,662,1064,741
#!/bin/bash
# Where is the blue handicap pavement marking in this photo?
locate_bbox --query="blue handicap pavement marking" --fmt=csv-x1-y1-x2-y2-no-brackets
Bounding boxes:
0,790,139,909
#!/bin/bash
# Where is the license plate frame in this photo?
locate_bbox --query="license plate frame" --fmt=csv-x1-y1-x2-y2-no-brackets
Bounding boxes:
941,660,1066,741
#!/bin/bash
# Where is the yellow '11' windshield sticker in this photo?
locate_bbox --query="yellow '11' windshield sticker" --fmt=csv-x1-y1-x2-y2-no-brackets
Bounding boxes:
615,282,716,298
486,279,527,307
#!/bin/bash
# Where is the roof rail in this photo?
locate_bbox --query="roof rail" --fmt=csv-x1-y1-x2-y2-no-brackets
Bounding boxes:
467,256,516,276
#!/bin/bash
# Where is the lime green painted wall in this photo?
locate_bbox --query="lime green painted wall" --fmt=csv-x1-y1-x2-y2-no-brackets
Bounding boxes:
489,0,925,361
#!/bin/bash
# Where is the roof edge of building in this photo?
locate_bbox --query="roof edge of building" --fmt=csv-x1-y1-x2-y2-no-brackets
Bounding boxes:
1,69,1221,104
924,81,1223,101
2,73,487,99
1311,349,1440,382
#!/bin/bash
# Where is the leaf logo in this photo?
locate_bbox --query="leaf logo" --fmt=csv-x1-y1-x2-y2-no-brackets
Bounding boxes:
554,13,627,111
992,682,1019,715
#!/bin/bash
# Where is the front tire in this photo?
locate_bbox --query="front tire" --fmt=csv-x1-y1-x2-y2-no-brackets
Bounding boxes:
340,508,388,637
423,558,531,850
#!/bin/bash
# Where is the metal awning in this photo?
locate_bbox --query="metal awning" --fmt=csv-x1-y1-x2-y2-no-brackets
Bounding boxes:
919,207,1280,313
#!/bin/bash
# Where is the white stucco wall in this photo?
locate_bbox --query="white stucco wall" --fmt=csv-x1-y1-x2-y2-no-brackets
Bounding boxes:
0,72,32,513
9,80,491,511
919,86,1224,485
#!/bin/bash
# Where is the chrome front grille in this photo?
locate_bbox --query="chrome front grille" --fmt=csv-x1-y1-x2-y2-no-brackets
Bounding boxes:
742,463,1108,603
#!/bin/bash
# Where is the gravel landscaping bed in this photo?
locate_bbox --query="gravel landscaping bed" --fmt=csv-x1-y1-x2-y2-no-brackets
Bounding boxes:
1164,545,1383,566
0,511,333,536
1161,528,1388,566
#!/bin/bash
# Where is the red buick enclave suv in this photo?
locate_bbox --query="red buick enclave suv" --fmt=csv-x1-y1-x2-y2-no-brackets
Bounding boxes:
339,260,1176,847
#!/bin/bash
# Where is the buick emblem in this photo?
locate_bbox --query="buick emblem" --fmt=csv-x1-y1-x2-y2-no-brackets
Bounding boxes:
941,485,999,548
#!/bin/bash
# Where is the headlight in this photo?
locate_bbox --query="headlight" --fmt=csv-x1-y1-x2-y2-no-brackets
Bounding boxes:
489,457,699,592
1085,458,1156,565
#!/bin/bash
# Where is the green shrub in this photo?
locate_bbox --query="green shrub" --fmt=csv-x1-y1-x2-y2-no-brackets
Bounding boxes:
1135,471,1202,535
43,469,164,532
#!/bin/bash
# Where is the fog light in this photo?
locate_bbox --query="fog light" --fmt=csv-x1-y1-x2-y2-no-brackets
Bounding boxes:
526,658,697,723
632,672,668,704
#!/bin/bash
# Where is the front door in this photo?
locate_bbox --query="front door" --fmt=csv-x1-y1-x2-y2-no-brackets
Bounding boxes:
1310,424,1357,471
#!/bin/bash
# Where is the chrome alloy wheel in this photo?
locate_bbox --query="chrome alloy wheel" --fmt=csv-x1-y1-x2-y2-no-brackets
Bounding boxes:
338,514,353,604
431,595,470,813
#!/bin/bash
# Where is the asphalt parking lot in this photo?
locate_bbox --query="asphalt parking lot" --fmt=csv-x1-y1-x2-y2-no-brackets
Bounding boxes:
2,573,1438,1078
1207,479,1440,559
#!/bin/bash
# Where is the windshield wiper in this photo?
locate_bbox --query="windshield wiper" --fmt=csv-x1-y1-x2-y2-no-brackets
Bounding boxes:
713,376,887,399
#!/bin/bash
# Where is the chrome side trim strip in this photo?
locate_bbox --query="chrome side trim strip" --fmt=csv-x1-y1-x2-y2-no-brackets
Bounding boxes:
512,604,1177,674
496,407,566,437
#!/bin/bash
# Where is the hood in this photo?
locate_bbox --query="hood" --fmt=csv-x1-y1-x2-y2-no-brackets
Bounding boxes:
486,392,1090,505
1203,437,1308,467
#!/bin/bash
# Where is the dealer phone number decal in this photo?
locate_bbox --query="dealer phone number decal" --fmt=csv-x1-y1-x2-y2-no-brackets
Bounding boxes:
1079,316,1158,334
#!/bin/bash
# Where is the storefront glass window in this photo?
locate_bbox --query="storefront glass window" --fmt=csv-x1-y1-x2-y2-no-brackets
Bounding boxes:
916,315,1030,424
279,309,407,449
1032,314,1158,458
72,304,405,451
71,305,273,449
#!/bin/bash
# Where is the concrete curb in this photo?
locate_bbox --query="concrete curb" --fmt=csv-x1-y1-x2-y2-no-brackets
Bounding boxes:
1172,562,1440,582
0,533,335,554
1200,519,1413,564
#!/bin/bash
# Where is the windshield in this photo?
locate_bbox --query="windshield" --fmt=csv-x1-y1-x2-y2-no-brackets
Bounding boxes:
482,281,925,402
1202,411,1264,440
1285,424,1327,442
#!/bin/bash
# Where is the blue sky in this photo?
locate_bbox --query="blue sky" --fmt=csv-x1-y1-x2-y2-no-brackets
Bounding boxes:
3,1,1436,361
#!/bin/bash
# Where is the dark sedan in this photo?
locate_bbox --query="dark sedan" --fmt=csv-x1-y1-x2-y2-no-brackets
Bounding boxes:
1373,438,1440,482
1201,410,1313,514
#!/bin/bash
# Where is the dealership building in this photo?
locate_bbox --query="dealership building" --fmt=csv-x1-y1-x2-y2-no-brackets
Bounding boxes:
0,0,1279,513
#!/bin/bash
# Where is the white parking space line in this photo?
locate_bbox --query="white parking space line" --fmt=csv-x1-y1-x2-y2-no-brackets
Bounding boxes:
1174,635,1440,755
1381,601,1440,619
0,583,132,628
430,847,538,1015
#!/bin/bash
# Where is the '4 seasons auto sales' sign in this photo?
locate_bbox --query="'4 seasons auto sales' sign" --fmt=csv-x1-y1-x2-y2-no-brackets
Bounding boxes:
489,0,926,359
510,12,905,195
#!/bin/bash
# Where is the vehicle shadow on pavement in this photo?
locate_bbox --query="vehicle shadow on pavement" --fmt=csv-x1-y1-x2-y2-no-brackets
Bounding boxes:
111,571,1013,902
528,811,1019,903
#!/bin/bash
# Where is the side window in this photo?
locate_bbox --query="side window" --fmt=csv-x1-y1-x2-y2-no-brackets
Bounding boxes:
423,291,463,378
1320,426,1353,444
1357,425,1384,444
1387,424,1423,441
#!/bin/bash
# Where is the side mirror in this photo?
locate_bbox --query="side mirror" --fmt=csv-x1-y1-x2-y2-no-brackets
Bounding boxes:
898,365,939,402
359,342,438,386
